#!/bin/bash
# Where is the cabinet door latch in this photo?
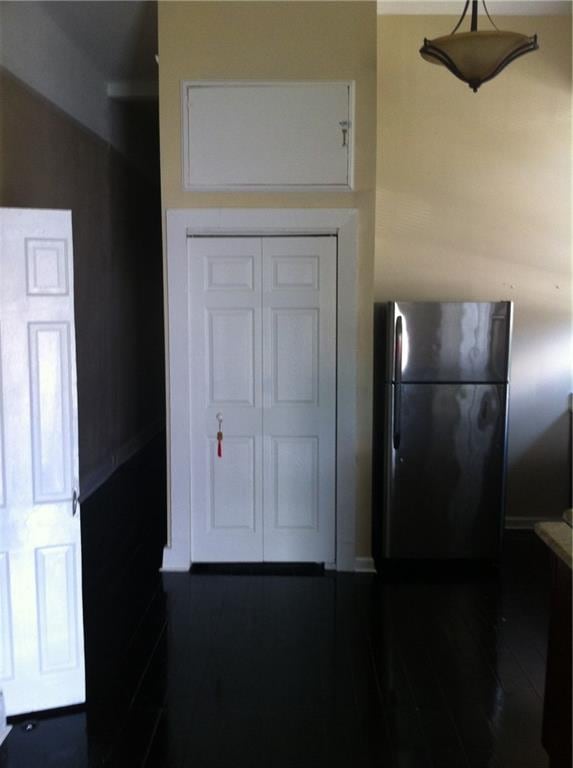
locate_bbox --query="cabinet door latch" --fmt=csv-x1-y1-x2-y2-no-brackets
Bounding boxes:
339,121,350,147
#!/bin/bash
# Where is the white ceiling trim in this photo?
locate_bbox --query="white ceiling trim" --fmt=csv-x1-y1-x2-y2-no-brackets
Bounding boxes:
377,1,572,14
107,80,159,101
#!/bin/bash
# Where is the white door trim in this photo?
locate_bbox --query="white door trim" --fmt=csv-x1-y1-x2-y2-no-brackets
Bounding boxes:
161,208,358,572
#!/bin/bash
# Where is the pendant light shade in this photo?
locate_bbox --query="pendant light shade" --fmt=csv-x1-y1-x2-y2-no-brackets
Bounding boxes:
420,0,538,92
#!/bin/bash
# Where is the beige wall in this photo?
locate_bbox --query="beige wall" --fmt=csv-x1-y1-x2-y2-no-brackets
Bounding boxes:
158,2,378,555
377,15,572,522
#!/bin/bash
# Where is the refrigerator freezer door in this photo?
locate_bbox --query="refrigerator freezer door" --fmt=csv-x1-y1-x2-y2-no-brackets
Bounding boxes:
384,383,507,558
390,302,511,383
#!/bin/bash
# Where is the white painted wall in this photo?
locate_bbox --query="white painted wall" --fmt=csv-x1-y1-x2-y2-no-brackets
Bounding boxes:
0,2,112,143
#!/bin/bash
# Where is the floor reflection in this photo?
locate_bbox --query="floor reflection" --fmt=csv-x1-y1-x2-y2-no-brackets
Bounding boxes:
1,532,551,768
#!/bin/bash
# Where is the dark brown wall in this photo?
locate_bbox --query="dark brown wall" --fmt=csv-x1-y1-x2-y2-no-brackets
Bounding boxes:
0,68,165,486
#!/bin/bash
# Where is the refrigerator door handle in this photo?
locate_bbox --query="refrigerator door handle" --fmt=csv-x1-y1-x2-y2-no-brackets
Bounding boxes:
393,316,402,449
393,383,401,450
394,315,403,382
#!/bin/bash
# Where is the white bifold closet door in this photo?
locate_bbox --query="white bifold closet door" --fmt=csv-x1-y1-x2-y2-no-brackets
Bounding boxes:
189,236,336,563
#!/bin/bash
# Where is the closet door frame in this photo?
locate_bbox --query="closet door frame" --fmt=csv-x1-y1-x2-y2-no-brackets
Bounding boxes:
162,209,358,573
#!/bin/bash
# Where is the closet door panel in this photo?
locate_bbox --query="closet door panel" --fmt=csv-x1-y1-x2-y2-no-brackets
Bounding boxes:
189,238,263,562
262,237,336,562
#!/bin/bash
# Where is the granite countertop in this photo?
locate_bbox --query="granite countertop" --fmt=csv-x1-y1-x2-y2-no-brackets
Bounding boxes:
535,509,573,570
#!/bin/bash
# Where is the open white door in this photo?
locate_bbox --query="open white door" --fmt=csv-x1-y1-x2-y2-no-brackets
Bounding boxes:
0,208,85,716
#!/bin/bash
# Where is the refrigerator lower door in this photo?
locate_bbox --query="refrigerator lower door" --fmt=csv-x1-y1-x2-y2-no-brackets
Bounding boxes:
384,383,507,558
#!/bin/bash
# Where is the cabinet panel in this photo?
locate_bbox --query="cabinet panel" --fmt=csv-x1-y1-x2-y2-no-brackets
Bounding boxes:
184,82,352,189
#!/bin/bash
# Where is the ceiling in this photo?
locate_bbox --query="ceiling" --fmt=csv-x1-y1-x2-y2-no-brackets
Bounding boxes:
37,0,571,85
43,0,158,82
378,1,571,14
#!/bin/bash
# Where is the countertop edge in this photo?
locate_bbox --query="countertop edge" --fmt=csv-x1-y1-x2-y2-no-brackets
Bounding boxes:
535,521,572,570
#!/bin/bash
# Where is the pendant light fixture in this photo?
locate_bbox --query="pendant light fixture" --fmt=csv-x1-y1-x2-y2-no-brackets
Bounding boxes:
420,0,538,93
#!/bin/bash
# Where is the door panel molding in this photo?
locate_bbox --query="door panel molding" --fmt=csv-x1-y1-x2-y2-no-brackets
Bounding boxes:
162,209,358,572
35,544,79,673
25,238,69,296
0,328,6,509
271,308,318,405
271,255,319,290
0,553,14,682
28,322,73,503
206,308,256,406
272,436,319,531
208,436,256,532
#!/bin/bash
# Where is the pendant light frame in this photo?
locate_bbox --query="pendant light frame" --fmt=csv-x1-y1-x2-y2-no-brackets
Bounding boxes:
420,0,538,93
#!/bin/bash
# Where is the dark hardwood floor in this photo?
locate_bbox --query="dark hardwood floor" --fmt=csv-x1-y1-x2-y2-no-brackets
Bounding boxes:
1,503,552,768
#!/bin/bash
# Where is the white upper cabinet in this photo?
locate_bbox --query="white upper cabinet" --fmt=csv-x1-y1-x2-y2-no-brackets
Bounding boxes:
183,82,354,190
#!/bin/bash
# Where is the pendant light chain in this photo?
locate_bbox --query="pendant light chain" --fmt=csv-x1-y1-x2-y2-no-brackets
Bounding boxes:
481,0,500,31
470,0,478,32
450,0,470,35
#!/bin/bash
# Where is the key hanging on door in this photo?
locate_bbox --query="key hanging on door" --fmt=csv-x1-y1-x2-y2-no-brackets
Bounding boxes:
216,413,223,458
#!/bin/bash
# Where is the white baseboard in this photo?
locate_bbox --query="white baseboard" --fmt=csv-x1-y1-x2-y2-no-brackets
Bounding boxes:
80,420,163,502
354,556,376,573
505,516,562,530
161,545,191,572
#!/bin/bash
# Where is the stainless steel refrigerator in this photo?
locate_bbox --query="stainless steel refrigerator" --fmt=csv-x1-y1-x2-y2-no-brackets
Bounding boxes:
373,301,513,561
